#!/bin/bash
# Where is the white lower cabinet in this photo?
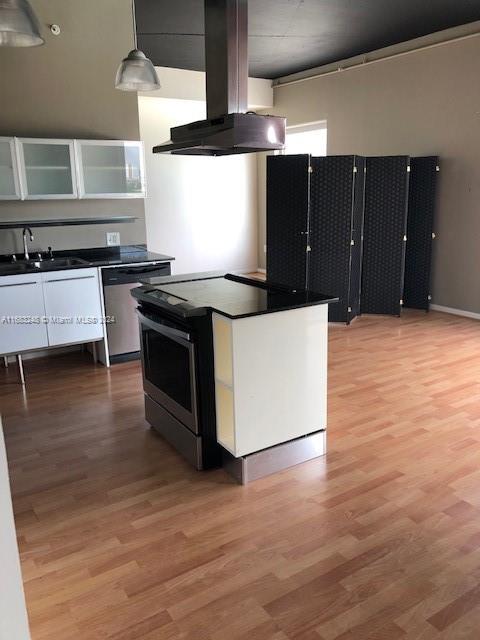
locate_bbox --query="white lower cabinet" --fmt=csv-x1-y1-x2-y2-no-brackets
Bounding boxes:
41,268,104,346
213,305,329,458
0,273,48,354
0,268,104,355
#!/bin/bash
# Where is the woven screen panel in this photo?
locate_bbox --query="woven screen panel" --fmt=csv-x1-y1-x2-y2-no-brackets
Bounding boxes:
361,156,410,316
266,154,309,289
309,156,356,323
349,156,366,321
403,157,438,310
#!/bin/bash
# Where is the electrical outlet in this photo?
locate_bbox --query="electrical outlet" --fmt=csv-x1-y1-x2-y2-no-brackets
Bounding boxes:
106,232,120,246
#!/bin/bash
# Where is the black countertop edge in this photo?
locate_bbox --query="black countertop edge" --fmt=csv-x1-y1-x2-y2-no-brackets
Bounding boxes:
0,244,174,276
210,298,338,320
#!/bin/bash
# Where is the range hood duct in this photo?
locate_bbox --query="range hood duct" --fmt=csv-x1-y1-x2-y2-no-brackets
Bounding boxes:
153,0,286,156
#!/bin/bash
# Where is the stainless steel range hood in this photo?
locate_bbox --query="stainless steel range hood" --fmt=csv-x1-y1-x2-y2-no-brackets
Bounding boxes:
153,0,286,156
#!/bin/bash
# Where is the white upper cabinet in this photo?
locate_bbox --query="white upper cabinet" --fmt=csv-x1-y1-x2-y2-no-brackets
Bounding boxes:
0,137,21,200
74,140,146,198
16,138,77,199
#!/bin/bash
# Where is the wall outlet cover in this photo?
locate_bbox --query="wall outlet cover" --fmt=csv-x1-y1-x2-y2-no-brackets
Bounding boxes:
106,232,120,246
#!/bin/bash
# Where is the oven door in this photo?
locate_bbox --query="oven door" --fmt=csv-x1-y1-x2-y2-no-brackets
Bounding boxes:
137,309,198,433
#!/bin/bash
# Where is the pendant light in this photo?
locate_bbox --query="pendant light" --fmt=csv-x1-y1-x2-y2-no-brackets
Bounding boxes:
0,0,44,47
115,0,160,91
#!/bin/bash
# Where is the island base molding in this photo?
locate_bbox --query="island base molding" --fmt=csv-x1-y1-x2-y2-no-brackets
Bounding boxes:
222,430,327,485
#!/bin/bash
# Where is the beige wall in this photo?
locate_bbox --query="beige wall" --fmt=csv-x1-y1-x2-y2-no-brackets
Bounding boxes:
259,32,480,313
0,0,145,255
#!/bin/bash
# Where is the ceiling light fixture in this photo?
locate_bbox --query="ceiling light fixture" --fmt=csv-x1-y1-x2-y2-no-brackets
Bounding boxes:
115,0,160,92
0,0,44,47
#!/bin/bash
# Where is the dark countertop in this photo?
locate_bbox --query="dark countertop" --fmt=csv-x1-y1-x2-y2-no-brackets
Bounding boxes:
0,245,174,276
134,272,337,319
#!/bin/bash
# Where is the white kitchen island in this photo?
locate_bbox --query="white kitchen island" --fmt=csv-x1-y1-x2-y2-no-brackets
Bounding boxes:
133,272,337,483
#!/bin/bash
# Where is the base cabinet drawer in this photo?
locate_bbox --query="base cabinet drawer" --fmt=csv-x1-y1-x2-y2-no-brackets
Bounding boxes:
0,274,48,354
41,268,104,346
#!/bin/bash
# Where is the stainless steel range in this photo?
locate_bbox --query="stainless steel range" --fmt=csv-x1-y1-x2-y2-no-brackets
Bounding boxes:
133,279,221,470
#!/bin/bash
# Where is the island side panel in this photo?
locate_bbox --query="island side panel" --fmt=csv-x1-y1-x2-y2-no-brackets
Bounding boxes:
212,305,328,458
212,314,236,455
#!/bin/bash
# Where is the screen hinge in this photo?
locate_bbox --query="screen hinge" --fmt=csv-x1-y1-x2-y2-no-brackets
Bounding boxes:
400,299,404,306
308,166,313,174
407,165,411,173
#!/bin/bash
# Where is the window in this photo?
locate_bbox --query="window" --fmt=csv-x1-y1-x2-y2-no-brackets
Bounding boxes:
284,122,327,156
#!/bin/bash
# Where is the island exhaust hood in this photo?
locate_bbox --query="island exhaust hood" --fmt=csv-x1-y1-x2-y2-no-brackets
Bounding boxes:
153,0,286,156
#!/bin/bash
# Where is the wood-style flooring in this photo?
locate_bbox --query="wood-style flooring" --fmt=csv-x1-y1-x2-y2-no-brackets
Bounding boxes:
1,310,480,639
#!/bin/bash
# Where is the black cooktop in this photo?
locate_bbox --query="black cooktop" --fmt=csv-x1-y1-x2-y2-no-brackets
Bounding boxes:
133,272,337,319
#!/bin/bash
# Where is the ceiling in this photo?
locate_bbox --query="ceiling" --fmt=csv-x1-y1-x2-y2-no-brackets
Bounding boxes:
136,0,480,79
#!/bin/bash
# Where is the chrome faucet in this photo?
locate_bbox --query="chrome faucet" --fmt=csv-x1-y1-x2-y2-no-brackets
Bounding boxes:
22,227,34,261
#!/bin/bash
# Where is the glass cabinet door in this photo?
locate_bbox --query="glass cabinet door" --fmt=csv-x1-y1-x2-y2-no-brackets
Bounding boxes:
17,138,77,199
0,137,21,200
75,140,146,198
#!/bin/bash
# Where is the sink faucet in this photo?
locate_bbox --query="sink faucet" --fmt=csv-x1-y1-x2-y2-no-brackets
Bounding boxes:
22,227,34,261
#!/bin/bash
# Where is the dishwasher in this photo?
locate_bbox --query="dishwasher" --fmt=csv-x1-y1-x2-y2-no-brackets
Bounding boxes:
102,262,171,363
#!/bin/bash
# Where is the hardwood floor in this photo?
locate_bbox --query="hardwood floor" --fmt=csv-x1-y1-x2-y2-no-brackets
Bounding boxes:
1,310,480,639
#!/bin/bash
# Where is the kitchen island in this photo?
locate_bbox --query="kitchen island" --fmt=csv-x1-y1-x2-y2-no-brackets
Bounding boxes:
132,273,337,483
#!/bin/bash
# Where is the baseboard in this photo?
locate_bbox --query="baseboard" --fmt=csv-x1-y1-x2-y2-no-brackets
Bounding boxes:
430,304,480,321
257,268,266,274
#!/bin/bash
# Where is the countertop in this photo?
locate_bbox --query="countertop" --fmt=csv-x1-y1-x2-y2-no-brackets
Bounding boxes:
0,245,174,276
134,272,337,319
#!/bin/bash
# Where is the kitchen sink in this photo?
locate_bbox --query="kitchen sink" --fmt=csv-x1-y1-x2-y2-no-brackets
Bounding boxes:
0,257,89,275
33,257,89,269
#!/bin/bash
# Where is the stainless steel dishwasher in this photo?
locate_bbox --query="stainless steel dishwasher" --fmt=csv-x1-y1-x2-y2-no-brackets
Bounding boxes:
102,262,171,363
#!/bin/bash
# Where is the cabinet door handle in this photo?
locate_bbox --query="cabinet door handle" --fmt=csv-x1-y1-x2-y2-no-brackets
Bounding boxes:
0,281,37,288
45,275,95,283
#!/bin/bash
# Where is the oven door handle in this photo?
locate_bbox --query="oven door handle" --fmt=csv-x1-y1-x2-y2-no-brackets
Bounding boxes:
136,310,192,343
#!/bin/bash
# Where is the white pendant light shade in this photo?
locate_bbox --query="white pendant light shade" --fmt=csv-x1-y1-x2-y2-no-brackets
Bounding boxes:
0,0,44,47
115,48,160,91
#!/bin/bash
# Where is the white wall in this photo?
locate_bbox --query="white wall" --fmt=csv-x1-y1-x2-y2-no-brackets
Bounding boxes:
139,97,258,274
0,420,30,640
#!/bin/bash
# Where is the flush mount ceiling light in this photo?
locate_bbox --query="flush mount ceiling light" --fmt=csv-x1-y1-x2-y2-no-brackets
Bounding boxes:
0,0,44,46
115,0,160,91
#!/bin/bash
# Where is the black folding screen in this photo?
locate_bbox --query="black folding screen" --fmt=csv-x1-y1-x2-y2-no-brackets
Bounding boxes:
267,154,365,323
361,156,410,316
267,153,437,323
309,156,365,323
266,154,309,289
403,157,439,310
